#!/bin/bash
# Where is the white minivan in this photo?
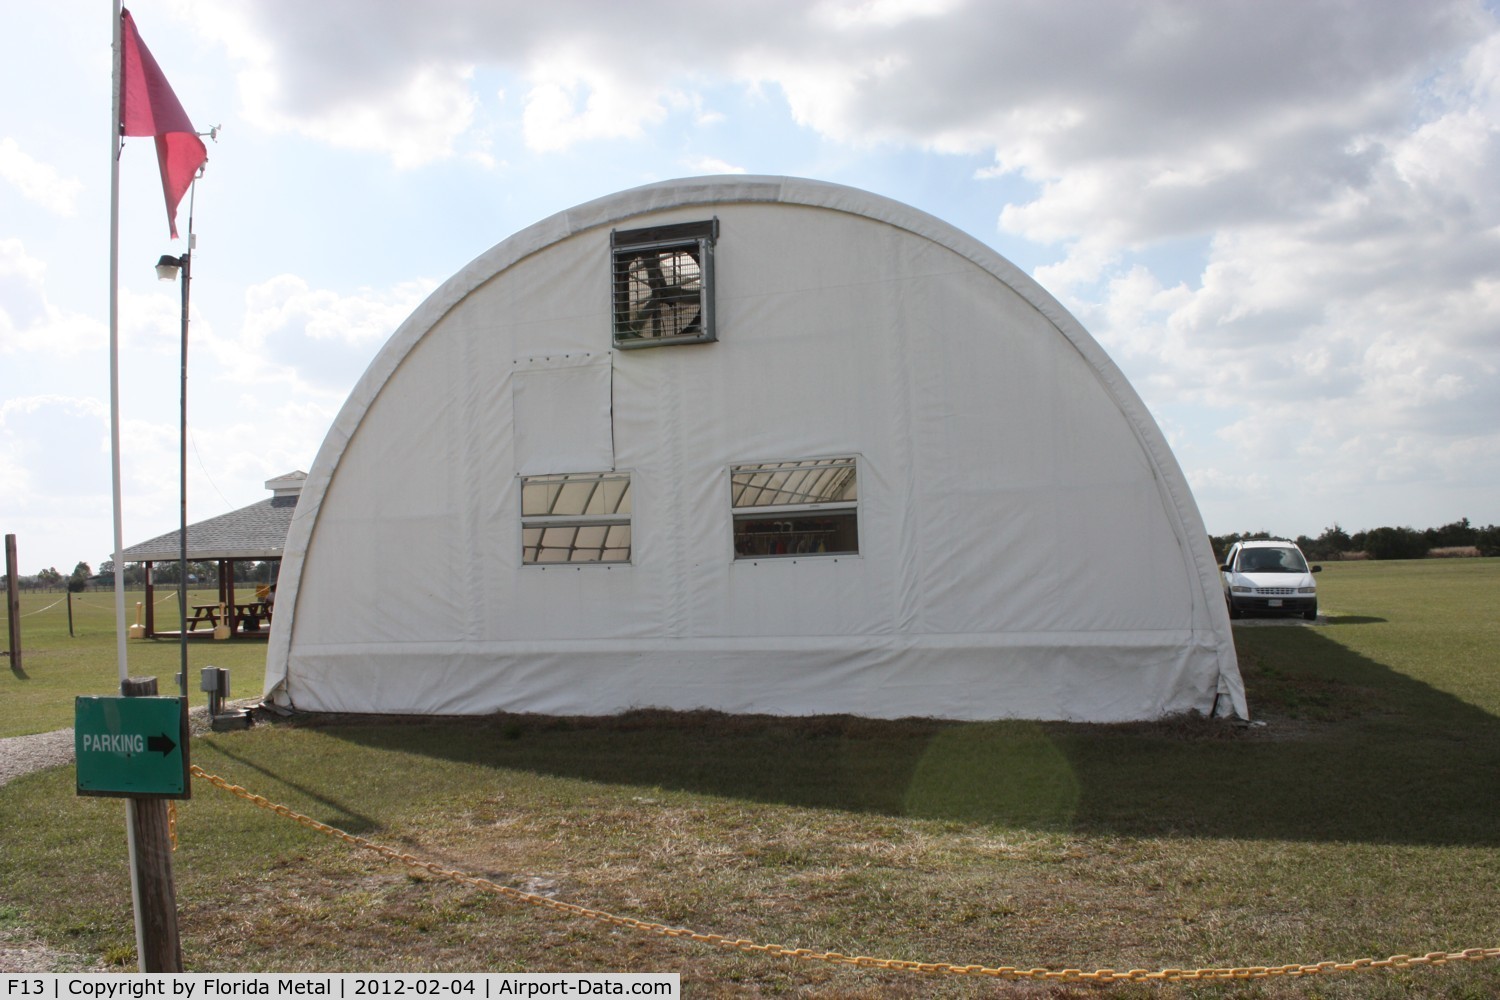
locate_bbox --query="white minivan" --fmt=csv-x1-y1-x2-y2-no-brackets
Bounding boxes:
1220,539,1321,621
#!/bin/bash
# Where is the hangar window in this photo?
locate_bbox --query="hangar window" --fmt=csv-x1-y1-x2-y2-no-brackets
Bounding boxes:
611,220,717,349
731,458,858,559
521,472,632,564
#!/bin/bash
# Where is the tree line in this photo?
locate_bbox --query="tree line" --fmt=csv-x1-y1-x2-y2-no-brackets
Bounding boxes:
3,559,279,593
6,561,96,593
1212,518,1500,563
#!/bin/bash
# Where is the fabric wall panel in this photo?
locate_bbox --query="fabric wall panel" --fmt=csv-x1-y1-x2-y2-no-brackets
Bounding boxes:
282,632,1218,722
512,354,614,476
295,328,469,643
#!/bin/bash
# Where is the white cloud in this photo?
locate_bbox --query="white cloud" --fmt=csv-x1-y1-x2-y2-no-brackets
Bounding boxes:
0,239,106,357
251,60,479,169
222,273,438,390
998,6,1500,532
810,0,967,30
681,156,746,175
117,284,191,359
241,273,436,346
0,396,110,506
522,57,673,153
189,4,478,168
0,238,47,335
0,394,106,423
0,138,82,216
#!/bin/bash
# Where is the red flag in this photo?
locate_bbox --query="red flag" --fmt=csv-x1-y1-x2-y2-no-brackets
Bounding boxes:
120,8,207,238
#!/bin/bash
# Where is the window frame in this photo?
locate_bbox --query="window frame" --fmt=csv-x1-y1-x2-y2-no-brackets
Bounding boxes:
610,219,718,349
729,457,860,560
519,472,633,566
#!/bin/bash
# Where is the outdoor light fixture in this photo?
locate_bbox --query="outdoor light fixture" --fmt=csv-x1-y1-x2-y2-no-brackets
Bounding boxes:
155,254,185,281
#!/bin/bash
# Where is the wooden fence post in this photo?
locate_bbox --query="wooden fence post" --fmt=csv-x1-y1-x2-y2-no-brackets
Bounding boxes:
121,675,184,972
5,534,21,676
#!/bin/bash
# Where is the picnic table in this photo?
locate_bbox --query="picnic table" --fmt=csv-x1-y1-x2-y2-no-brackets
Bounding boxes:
187,604,220,631
233,601,271,631
186,602,272,632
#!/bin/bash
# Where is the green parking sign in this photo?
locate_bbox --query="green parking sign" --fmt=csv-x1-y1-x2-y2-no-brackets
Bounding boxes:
75,696,190,798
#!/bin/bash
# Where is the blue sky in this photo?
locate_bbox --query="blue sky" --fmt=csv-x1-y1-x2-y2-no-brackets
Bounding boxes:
2,0,1498,575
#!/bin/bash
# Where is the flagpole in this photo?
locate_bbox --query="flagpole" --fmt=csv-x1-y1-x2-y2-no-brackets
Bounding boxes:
109,1,128,687
112,0,153,977
115,6,201,973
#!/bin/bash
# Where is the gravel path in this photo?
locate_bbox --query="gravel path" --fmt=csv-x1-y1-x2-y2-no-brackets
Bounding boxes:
0,728,76,788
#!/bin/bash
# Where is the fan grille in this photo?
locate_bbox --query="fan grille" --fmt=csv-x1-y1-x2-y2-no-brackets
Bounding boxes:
610,220,717,347
614,245,703,341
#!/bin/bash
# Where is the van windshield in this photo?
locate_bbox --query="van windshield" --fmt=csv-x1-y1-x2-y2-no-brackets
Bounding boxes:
1237,547,1309,573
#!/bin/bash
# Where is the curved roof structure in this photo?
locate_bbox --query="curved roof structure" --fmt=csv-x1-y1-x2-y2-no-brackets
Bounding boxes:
265,176,1245,722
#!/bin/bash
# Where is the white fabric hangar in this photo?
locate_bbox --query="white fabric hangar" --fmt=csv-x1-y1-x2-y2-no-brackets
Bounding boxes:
263,176,1246,722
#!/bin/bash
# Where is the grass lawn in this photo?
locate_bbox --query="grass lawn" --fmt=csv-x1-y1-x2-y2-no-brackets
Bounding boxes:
1,562,1498,997
1,589,269,738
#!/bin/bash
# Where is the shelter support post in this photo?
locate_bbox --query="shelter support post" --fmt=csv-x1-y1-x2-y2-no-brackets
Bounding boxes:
143,562,155,638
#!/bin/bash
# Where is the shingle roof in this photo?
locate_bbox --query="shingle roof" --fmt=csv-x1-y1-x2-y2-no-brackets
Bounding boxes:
121,495,297,562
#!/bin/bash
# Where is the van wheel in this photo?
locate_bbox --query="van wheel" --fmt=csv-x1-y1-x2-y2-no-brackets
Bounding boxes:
1227,600,1241,620
1302,604,1318,622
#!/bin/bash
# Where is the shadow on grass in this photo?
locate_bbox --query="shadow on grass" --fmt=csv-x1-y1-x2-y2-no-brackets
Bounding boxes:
207,741,382,835
305,627,1499,848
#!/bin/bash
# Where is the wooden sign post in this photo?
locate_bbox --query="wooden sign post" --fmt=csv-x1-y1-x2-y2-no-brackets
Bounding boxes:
76,676,188,971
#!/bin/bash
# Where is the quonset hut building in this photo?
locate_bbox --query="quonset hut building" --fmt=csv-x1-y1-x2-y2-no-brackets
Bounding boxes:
264,177,1245,722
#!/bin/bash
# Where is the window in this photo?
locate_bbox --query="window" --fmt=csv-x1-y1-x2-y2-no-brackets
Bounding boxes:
731,458,858,559
521,473,632,564
611,220,717,348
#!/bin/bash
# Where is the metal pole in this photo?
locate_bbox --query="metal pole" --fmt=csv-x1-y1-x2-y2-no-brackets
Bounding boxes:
177,247,190,699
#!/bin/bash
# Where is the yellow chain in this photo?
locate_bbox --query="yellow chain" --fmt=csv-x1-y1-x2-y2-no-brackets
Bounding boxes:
188,764,1499,984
